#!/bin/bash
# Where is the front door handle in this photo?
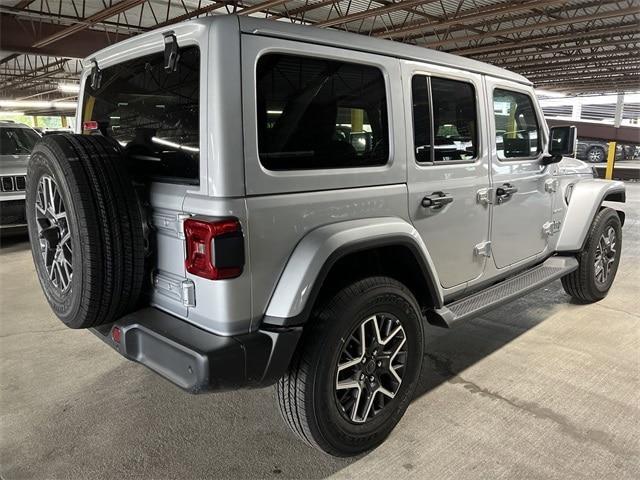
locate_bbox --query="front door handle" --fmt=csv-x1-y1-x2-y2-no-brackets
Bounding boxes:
495,183,518,203
421,191,454,209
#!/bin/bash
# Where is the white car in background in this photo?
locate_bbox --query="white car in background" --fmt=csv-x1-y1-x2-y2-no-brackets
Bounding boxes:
0,121,41,232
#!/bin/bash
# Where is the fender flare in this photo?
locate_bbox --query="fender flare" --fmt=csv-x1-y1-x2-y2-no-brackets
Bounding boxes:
262,217,444,327
556,179,626,252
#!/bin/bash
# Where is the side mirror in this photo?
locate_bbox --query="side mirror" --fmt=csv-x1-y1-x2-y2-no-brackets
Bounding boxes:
544,125,577,164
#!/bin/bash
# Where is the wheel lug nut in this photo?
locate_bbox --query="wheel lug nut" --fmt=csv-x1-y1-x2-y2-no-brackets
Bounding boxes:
377,361,382,367
360,374,364,380
361,358,366,364
369,376,375,382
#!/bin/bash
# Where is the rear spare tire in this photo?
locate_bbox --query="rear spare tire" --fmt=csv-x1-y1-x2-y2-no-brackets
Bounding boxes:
26,134,145,329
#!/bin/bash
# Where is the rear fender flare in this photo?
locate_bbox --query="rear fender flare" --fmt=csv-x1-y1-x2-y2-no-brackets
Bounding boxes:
263,217,443,327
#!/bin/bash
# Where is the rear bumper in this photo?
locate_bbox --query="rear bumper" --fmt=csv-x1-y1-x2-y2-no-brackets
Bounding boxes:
91,307,301,393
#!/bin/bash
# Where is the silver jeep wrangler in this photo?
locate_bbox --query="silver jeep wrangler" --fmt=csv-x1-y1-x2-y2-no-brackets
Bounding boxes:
25,16,625,457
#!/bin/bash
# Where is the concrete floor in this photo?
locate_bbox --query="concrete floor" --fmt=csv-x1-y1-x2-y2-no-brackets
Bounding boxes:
1,184,639,480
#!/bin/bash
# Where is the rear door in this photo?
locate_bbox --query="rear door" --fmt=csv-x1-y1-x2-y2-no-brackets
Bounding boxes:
402,61,491,290
486,80,553,269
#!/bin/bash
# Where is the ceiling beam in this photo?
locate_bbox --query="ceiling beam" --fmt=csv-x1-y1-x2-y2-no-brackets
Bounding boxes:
533,74,640,87
284,0,336,17
523,64,640,81
238,0,289,16
372,0,567,39
1,67,67,91
31,0,146,49
423,5,640,49
153,1,227,28
450,24,640,57
474,39,640,66
546,83,640,94
14,0,36,8
504,52,640,72
0,5,148,35
0,14,133,58
315,0,441,28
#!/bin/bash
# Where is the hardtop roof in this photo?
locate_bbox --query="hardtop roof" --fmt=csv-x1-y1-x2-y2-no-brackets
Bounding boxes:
85,15,531,86
238,16,531,86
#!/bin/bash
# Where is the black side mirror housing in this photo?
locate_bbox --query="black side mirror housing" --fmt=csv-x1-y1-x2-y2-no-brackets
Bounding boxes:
544,125,577,164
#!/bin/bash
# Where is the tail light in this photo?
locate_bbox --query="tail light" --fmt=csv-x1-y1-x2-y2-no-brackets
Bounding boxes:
82,120,99,132
184,218,244,280
111,326,121,344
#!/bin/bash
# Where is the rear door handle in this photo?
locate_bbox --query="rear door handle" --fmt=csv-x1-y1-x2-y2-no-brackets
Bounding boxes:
421,191,454,209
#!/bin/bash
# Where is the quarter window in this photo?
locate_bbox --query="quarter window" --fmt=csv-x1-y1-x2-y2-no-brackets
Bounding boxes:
411,75,478,163
493,89,541,160
256,54,389,170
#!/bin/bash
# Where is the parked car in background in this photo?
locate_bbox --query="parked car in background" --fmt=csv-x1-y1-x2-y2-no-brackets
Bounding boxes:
576,138,609,162
576,138,637,163
0,121,40,232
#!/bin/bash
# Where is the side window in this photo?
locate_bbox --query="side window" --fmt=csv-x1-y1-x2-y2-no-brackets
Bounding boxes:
256,53,389,170
493,89,541,160
431,78,478,162
411,75,431,163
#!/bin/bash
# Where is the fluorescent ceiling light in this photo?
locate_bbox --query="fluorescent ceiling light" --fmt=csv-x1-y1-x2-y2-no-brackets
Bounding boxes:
535,89,567,98
0,99,77,109
0,100,50,108
0,111,25,116
53,102,77,109
58,83,80,93
267,110,283,114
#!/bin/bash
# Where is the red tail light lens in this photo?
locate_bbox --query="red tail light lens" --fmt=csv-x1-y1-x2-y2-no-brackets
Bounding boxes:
111,326,121,344
184,218,244,280
82,120,99,131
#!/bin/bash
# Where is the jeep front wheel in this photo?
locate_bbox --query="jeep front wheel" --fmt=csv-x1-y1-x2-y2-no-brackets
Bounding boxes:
561,207,622,303
276,276,424,456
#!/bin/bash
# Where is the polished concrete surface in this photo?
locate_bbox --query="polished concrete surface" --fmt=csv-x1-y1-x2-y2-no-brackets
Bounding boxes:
1,184,638,479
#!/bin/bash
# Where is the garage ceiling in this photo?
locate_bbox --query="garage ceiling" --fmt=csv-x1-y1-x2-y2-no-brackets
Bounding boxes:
1,0,639,115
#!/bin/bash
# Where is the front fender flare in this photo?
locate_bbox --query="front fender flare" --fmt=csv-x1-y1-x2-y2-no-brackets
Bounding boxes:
556,179,625,252
263,217,443,326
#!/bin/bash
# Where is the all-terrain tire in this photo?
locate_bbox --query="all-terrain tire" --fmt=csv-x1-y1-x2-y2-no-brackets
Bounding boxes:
26,134,145,329
561,207,622,303
276,276,424,457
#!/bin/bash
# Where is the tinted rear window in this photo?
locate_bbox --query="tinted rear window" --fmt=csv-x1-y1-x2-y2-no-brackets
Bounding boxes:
256,54,389,170
82,46,200,184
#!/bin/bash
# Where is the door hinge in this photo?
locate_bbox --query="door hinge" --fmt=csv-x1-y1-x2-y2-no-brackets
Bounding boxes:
542,220,562,236
152,271,196,307
545,178,559,193
181,279,196,307
476,188,492,206
474,241,492,257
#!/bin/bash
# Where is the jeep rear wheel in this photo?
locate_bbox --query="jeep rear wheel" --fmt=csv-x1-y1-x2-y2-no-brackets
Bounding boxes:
276,276,423,456
561,207,622,303
26,134,146,329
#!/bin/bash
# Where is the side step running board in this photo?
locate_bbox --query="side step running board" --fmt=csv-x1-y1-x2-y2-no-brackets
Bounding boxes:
427,256,578,328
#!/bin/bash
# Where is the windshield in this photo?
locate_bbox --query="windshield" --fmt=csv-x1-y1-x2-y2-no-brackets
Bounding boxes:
81,46,200,184
0,127,40,155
